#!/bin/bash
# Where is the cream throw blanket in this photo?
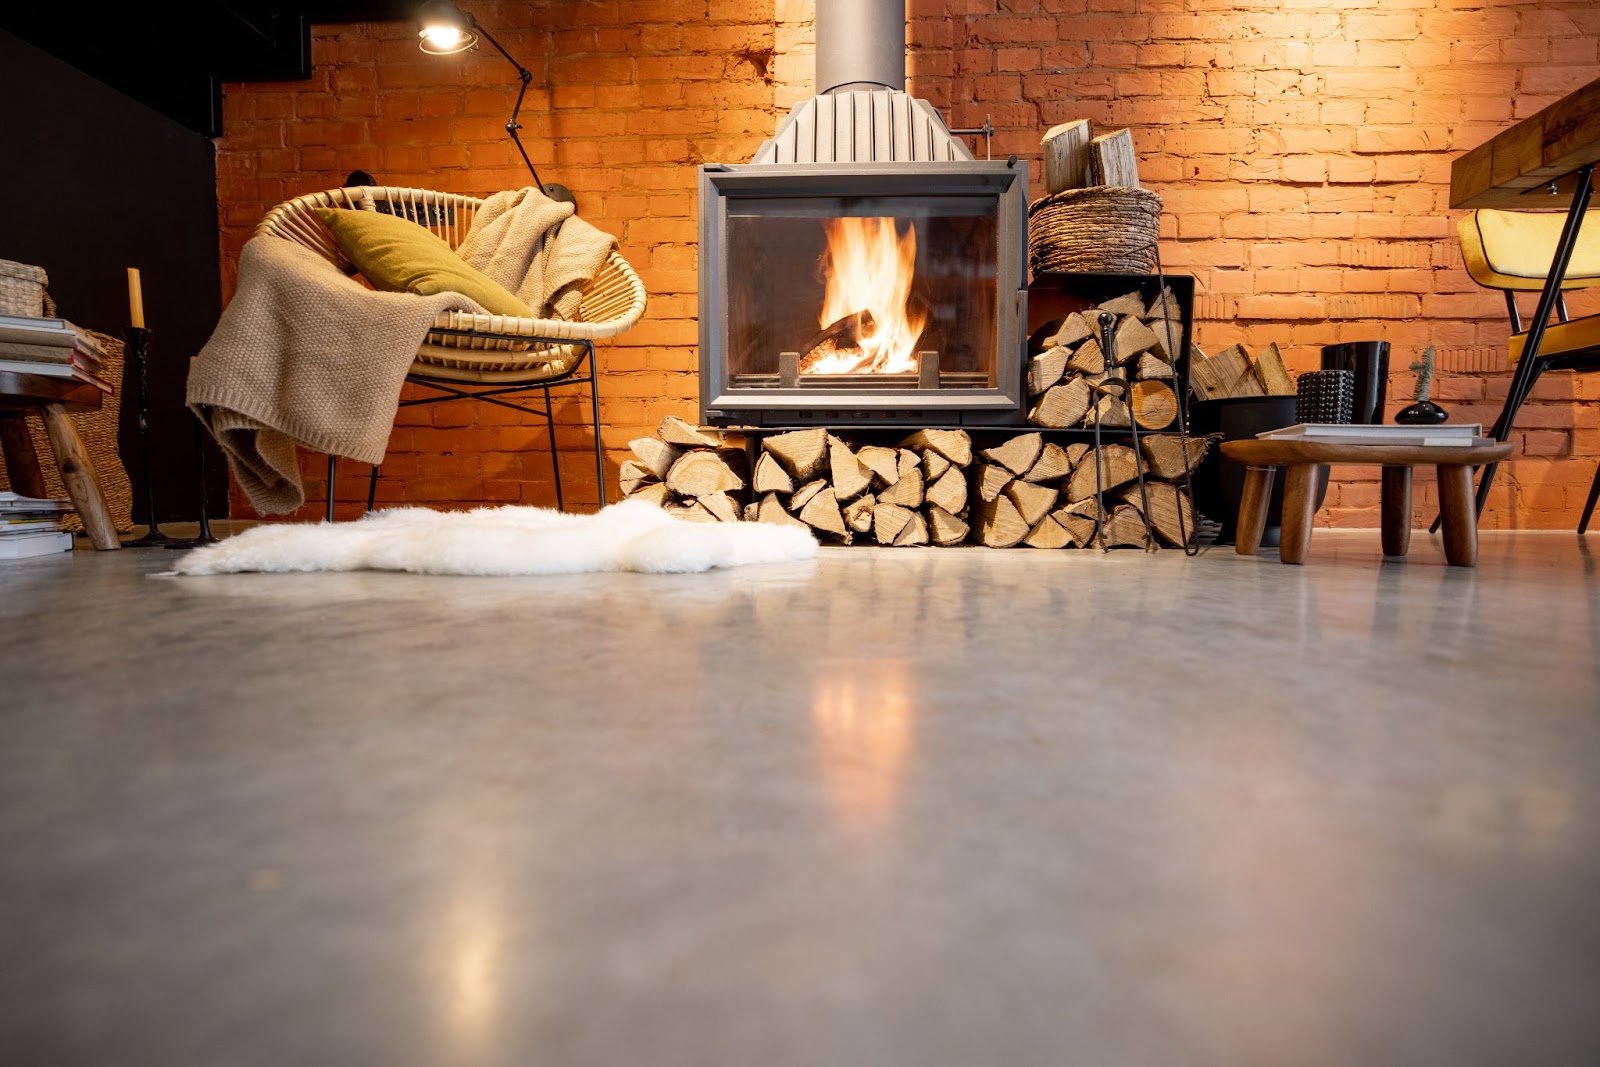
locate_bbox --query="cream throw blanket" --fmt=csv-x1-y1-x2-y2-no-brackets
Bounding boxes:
188,188,617,515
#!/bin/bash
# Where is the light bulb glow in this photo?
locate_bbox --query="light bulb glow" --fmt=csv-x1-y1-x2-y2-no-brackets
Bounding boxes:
422,25,463,49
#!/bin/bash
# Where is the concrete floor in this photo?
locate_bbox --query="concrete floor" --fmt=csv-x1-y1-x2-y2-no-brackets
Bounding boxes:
0,530,1597,1066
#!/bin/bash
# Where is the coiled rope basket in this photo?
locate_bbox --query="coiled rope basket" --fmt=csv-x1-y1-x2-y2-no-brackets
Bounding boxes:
1028,187,1163,275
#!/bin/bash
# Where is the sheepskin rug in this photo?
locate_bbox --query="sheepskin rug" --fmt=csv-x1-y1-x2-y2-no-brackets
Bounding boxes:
171,499,818,577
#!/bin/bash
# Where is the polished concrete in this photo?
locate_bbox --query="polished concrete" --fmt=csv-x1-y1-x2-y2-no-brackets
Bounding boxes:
1,531,1598,1066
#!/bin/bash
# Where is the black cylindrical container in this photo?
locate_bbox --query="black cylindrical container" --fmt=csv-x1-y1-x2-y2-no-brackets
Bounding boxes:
1320,341,1390,424
1190,396,1330,546
1296,369,1356,424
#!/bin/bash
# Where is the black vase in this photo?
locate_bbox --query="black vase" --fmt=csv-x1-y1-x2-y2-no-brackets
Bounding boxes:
1320,341,1390,424
1190,396,1330,546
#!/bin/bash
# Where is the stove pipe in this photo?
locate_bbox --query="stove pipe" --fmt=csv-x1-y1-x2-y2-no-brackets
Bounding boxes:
815,0,906,95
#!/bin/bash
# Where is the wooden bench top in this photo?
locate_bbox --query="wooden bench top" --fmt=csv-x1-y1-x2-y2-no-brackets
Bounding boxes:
0,370,104,413
1451,75,1600,210
1222,438,1514,467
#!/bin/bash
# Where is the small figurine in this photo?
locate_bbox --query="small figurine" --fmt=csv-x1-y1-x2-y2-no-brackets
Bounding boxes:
1395,344,1448,424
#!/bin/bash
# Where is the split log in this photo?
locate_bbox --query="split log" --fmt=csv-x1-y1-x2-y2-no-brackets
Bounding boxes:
1064,442,1092,468
1129,380,1178,430
1029,347,1070,395
892,510,929,547
1067,338,1106,376
927,505,970,546
1046,312,1093,349
1102,503,1151,548
1066,443,1140,501
1023,514,1075,549
1054,500,1101,546
857,445,901,485
976,494,1029,548
1090,393,1131,428
828,435,873,500
1006,479,1057,527
844,493,876,534
630,482,672,508
619,460,657,496
716,447,751,485
1022,441,1076,484
926,467,969,515
1189,343,1263,399
658,415,721,449
1113,316,1162,364
1120,481,1195,547
923,449,952,480
900,428,972,467
1140,434,1212,480
670,502,718,523
1135,351,1174,380
628,437,681,480
743,501,759,521
1187,343,1212,401
1254,341,1296,395
799,486,848,538
763,428,829,480
878,465,925,508
1042,119,1093,194
897,449,920,480
1142,285,1178,321
983,432,1043,476
757,491,808,528
1098,290,1146,318
791,478,827,511
873,502,915,545
977,463,1014,503
1031,376,1091,428
1146,317,1181,361
700,491,740,523
666,450,744,497
1088,129,1140,188
752,451,795,494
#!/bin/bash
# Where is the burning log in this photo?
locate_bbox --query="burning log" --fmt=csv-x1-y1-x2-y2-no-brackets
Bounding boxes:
799,310,876,361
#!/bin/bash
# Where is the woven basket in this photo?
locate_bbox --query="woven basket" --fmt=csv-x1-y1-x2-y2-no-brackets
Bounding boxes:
0,258,48,318
1028,187,1163,275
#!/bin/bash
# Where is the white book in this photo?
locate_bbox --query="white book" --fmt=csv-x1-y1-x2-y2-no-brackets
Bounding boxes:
0,530,73,559
0,358,75,378
1261,423,1481,439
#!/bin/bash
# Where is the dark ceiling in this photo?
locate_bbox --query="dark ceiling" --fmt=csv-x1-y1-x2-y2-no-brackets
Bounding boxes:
0,3,417,137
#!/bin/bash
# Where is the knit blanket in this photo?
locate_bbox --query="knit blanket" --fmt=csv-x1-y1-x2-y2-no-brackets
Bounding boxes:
188,188,617,515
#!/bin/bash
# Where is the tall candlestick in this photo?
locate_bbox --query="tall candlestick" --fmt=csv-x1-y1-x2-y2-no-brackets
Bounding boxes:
127,267,145,328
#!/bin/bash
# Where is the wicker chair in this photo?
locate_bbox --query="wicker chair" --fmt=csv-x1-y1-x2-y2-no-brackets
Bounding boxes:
256,186,648,517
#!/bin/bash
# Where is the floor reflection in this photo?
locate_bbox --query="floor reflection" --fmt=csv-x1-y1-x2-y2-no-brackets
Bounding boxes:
811,662,914,833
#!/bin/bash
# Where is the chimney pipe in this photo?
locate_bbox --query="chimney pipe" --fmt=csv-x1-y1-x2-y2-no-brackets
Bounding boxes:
815,0,906,95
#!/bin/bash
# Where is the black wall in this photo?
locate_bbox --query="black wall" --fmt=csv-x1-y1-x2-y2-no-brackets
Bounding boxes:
0,30,225,523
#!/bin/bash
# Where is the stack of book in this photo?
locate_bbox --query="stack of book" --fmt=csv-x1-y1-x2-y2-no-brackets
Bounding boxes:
0,315,113,392
1258,423,1491,447
0,492,75,559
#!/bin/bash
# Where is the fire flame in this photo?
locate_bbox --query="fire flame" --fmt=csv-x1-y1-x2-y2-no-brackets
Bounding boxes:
807,217,926,375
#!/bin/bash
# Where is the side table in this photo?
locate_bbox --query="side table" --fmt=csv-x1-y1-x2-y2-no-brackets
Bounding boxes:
0,370,121,550
1220,439,1515,567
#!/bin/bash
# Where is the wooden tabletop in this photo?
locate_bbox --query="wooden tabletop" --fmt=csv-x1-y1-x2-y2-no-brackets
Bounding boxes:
1222,438,1514,467
1451,76,1600,210
0,370,105,413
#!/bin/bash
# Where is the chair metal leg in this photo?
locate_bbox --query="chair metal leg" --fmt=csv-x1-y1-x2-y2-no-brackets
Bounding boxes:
326,454,337,523
367,465,380,513
589,354,606,507
1580,463,1600,535
544,385,565,512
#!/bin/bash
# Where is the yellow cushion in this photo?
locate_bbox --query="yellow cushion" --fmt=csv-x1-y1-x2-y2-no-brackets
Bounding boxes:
1508,313,1600,363
313,207,533,318
1459,210,1600,292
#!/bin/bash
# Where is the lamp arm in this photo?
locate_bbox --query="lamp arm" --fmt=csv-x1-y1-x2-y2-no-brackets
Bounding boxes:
467,16,546,190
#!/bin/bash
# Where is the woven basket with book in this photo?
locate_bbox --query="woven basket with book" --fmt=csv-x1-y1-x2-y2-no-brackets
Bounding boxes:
0,259,48,318
1028,187,1162,275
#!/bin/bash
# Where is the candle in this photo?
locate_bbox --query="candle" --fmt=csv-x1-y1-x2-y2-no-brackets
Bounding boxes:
127,267,145,328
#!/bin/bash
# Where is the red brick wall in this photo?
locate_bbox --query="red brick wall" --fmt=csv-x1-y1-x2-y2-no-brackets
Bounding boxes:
216,0,1600,528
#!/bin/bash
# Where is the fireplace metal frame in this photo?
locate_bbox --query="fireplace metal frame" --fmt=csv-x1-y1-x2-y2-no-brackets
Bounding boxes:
698,161,1029,427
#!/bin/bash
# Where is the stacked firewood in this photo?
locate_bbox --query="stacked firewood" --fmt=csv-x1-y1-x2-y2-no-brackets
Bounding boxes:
1027,288,1183,432
619,420,1209,550
1188,341,1296,400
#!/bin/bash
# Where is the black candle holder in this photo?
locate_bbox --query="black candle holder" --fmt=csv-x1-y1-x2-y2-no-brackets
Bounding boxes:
120,326,213,549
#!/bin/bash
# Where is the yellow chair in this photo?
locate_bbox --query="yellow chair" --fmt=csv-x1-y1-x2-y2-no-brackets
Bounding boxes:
1458,208,1600,532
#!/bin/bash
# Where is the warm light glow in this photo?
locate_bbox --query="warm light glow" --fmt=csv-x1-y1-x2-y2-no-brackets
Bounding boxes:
811,664,913,829
804,217,926,375
422,25,465,50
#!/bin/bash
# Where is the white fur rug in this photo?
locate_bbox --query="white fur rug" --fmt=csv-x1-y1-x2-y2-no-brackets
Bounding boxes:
171,500,817,576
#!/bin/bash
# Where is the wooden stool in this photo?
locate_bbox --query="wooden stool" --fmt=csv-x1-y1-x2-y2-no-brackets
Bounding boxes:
0,370,121,550
1219,439,1515,567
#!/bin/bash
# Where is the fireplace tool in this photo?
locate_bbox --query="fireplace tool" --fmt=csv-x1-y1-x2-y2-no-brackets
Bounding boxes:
120,327,212,549
1088,311,1156,552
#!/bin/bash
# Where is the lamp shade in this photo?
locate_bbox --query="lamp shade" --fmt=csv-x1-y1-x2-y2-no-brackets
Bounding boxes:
417,0,477,54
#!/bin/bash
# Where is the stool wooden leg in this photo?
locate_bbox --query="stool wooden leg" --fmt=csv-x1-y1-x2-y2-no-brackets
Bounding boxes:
1437,463,1479,567
1280,463,1318,565
40,403,119,550
1235,464,1275,555
0,412,49,499
1381,465,1412,557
